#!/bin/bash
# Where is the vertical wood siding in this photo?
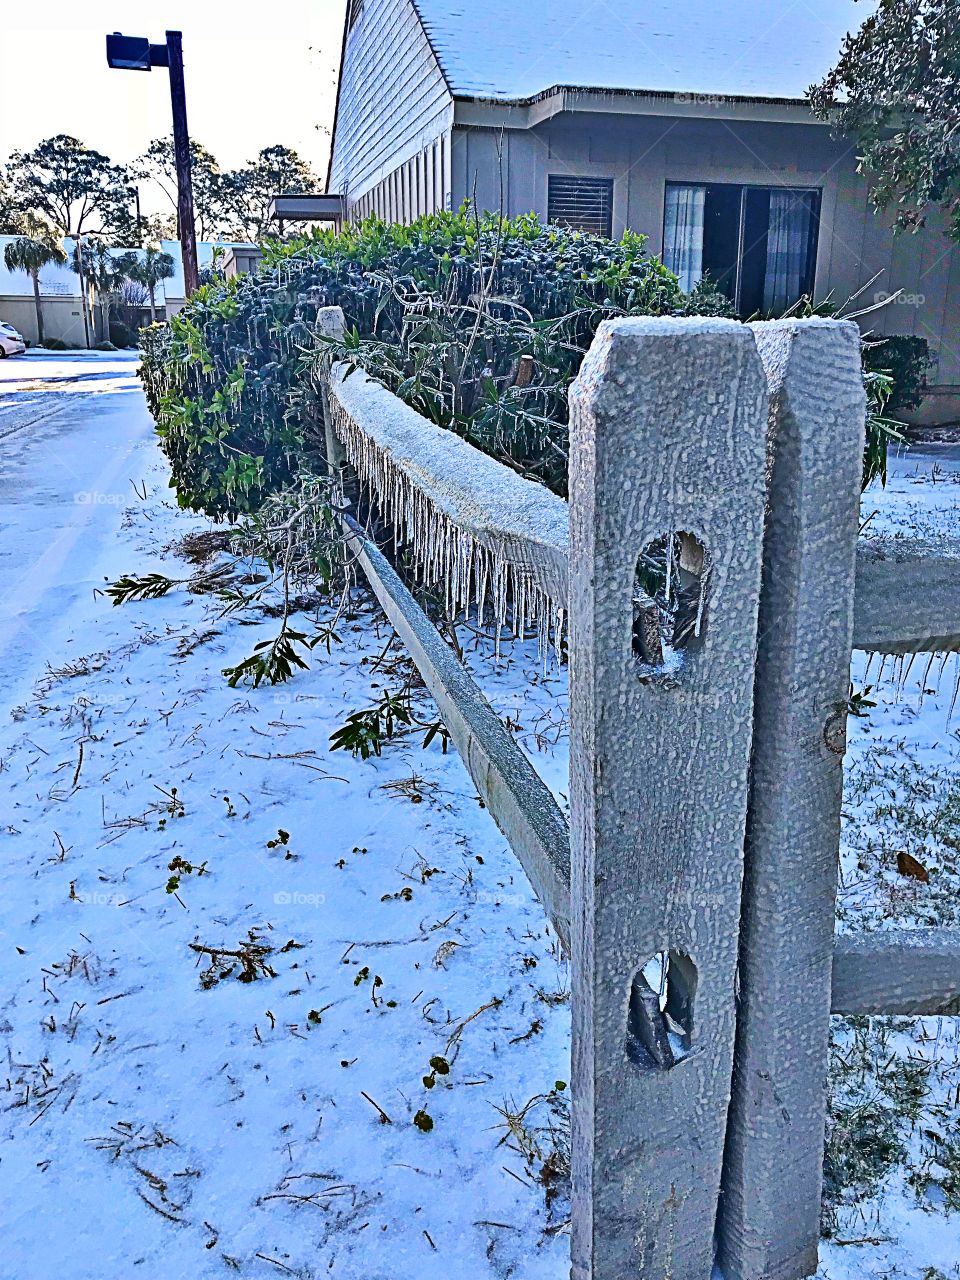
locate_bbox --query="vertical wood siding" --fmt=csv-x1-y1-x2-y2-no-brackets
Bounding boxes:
347,135,452,224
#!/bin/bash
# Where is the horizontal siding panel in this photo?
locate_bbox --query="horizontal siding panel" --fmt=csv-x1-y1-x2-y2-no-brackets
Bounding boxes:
330,0,453,202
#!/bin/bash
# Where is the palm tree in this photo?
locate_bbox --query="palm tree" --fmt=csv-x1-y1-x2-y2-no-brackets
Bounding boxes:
121,244,176,323
72,240,129,342
3,226,67,347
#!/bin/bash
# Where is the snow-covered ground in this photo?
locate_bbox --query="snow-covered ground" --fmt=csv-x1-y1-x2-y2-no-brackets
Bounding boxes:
0,350,958,1280
0,351,571,1280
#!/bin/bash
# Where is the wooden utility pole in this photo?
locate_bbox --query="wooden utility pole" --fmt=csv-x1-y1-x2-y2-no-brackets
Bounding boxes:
73,236,92,348
164,31,199,297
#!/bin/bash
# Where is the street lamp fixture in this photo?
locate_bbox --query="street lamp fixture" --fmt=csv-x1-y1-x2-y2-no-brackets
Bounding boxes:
106,30,199,295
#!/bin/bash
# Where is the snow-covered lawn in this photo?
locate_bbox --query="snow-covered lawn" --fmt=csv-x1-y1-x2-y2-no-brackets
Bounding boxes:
1,352,571,1280
1,353,958,1279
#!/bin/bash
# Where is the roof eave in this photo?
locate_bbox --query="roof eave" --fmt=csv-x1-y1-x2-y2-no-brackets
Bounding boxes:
452,85,833,129
325,2,353,193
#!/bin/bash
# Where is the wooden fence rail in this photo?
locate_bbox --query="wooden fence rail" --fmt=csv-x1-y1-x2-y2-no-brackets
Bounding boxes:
315,306,960,1280
341,511,572,946
326,357,960,658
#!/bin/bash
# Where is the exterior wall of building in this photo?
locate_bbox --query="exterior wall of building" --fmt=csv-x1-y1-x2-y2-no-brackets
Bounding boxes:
347,134,452,223
0,295,91,347
452,116,960,394
1,238,255,343
329,0,454,216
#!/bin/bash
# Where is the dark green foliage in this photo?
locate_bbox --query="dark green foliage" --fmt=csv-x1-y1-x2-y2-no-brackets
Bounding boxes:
109,319,137,349
166,854,208,894
862,368,906,490
6,135,134,238
141,205,912,513
329,685,415,759
138,208,730,516
863,335,932,412
222,628,312,688
776,293,916,490
810,0,960,240
103,565,234,605
104,572,176,604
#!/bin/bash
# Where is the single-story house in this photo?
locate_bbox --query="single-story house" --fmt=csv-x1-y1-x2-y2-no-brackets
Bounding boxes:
0,238,255,346
327,0,960,422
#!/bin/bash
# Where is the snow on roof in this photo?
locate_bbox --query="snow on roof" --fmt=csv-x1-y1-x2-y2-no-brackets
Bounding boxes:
413,0,873,103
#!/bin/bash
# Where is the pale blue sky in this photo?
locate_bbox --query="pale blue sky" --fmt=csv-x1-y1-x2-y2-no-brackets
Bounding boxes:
1,0,345,199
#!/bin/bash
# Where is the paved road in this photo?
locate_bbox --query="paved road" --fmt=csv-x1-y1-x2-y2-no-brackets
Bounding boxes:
0,350,156,703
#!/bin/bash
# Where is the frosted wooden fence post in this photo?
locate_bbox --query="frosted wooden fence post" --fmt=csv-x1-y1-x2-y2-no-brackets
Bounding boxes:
568,318,768,1279
315,306,348,474
719,320,865,1280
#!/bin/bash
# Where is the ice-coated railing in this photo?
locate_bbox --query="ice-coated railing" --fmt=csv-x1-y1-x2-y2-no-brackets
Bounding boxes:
327,360,569,656
325,355,960,661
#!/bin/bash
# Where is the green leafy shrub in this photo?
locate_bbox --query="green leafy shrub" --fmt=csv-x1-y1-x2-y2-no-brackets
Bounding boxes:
139,208,731,517
93,339,117,352
141,206,914,514
863,334,931,412
109,319,137,349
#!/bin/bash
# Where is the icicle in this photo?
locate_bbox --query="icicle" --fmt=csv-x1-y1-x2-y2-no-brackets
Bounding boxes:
327,382,564,664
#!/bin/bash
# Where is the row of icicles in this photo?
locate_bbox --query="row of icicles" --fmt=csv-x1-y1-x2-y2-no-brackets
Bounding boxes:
330,396,566,662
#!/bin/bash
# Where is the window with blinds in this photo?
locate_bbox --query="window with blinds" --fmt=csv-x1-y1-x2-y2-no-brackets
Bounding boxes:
547,176,614,237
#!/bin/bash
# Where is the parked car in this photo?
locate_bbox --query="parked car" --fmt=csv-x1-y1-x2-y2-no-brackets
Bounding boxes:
0,322,26,357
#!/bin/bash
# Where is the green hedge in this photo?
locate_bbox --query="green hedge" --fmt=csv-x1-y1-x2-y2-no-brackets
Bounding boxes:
139,209,731,517
140,208,920,516
863,335,931,412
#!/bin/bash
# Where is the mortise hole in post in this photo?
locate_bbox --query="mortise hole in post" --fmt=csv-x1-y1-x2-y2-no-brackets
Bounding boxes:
633,532,708,684
627,950,698,1070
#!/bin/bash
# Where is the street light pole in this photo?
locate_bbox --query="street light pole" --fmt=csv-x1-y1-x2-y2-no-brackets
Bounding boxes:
106,29,199,297
164,31,199,296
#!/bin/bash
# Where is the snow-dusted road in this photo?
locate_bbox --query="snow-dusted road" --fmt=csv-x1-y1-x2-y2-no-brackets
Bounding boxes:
0,350,152,704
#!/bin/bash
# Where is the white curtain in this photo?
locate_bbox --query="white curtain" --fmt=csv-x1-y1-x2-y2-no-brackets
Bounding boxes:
763,191,814,313
663,185,706,294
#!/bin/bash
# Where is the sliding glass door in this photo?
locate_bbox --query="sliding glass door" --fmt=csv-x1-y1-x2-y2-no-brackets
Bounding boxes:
662,182,821,316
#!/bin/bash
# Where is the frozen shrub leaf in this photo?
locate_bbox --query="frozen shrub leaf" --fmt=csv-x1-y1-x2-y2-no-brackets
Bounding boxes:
896,851,930,883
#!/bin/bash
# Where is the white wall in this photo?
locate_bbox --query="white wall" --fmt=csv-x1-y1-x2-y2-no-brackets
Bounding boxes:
0,235,81,300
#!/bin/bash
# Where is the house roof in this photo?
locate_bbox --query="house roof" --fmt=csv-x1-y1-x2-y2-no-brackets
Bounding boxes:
412,0,873,104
